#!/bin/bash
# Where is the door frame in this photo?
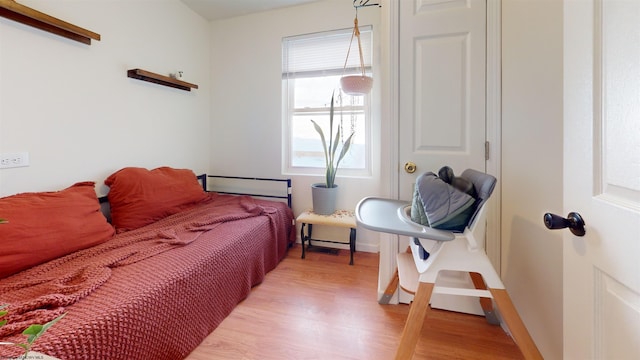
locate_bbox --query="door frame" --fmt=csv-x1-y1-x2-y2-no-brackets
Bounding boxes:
383,0,502,281
485,0,502,271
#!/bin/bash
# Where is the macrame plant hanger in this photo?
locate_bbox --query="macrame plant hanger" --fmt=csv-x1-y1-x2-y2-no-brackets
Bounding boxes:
340,0,380,96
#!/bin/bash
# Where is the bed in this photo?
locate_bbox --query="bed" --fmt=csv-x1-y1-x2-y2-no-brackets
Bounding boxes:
0,167,295,359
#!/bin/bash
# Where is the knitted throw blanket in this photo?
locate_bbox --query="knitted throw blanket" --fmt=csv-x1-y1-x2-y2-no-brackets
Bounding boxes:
0,194,263,338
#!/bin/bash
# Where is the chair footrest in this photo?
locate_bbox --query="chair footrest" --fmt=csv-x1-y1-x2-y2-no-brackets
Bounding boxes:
433,286,492,298
397,252,496,299
397,252,419,294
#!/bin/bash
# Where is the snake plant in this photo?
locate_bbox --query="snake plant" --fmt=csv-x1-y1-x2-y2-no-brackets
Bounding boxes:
310,92,355,188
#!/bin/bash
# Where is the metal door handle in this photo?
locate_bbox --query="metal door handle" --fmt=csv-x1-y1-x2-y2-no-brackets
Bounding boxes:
404,162,417,174
544,212,586,236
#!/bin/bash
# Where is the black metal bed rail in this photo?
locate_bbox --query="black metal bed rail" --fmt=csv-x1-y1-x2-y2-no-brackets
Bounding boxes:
198,174,292,208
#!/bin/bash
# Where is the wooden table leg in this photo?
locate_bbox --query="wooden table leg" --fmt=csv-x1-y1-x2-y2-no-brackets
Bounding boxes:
300,223,306,259
395,282,434,360
349,227,356,265
490,288,543,360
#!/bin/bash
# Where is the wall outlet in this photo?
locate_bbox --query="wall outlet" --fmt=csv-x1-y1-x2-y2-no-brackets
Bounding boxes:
0,152,29,169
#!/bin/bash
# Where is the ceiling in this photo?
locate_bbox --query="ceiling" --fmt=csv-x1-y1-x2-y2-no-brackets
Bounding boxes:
181,0,325,21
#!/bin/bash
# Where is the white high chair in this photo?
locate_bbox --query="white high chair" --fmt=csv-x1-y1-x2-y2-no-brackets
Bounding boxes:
356,169,542,360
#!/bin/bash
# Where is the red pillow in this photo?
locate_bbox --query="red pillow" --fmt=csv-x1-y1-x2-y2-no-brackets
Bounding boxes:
105,167,207,232
0,182,115,279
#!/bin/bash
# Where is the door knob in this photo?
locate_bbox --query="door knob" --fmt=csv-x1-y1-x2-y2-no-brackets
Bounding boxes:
543,212,586,237
404,162,417,174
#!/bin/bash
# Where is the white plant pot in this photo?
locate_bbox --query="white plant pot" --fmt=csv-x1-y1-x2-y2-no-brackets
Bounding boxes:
311,183,338,215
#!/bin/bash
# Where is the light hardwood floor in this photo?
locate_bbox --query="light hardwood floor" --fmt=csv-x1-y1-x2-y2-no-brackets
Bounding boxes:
186,245,524,360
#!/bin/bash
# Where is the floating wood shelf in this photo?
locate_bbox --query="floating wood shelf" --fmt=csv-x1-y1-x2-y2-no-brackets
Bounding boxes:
0,0,100,45
127,69,199,92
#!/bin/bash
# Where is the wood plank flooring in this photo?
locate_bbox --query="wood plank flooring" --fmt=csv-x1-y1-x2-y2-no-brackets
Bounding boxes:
185,245,524,360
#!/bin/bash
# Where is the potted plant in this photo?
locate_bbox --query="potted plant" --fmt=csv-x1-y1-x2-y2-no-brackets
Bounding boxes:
310,92,355,215
0,304,65,359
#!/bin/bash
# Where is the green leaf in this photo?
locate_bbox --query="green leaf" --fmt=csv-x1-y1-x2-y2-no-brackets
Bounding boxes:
310,120,329,169
23,324,44,344
22,313,66,345
326,167,336,188
328,92,335,161
335,132,355,169
0,305,7,327
330,127,341,164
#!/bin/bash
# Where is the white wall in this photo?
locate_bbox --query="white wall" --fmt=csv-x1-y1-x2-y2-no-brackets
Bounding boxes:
0,0,211,197
208,0,386,252
502,0,563,358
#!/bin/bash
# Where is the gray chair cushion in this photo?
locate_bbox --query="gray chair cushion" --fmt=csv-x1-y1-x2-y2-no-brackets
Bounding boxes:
410,168,496,232
460,169,497,226
410,172,476,232
410,187,429,226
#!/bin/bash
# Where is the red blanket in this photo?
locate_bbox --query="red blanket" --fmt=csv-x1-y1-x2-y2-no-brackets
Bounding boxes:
0,194,294,359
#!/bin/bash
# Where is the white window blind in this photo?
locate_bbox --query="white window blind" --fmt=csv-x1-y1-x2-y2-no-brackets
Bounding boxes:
282,26,373,78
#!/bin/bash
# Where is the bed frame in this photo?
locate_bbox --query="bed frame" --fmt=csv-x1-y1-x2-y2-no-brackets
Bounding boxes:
98,174,292,222
97,174,291,206
197,174,292,208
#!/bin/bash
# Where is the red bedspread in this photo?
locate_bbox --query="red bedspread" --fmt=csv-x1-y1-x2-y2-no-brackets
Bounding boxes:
0,194,295,359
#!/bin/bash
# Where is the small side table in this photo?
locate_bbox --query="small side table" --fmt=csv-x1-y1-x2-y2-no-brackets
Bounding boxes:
296,209,357,265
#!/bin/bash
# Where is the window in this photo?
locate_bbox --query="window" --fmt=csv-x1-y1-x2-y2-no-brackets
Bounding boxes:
282,27,373,176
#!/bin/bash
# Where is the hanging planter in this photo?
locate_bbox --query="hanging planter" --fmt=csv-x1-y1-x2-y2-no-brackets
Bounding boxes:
340,74,373,96
341,15,373,96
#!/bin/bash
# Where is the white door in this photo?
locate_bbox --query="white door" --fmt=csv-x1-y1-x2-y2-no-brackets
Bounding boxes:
398,0,486,200
396,0,487,307
563,0,640,358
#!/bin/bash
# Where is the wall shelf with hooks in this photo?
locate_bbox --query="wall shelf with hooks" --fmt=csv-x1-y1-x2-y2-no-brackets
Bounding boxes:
0,0,100,45
127,69,198,92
